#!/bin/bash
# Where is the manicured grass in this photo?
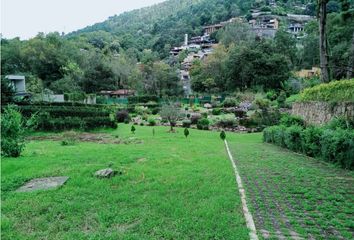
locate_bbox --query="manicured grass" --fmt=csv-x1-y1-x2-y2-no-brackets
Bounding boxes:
1,125,249,239
227,133,354,239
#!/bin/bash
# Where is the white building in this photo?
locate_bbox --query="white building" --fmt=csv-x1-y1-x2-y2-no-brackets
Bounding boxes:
5,75,26,93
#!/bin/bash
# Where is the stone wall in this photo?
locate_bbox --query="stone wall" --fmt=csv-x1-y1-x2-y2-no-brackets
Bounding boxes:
292,101,354,125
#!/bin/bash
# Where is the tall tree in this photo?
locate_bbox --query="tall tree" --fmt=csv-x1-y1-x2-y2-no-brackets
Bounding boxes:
318,0,330,82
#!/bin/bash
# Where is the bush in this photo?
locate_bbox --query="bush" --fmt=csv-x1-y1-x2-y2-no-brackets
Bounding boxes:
216,119,237,128
300,79,354,102
277,91,287,108
222,98,239,107
116,110,130,123
263,123,354,169
279,113,305,127
151,108,159,115
212,108,221,115
182,119,191,128
284,125,303,152
234,109,246,118
326,116,354,130
266,90,278,101
320,129,354,169
197,118,210,130
300,126,323,157
1,106,26,157
190,114,201,124
148,118,156,126
128,95,159,104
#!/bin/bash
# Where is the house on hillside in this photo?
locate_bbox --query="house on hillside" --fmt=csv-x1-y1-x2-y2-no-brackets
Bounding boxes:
100,89,135,99
5,75,26,93
295,67,321,78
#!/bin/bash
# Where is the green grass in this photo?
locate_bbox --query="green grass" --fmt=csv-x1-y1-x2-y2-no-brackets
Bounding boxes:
1,125,249,240
3,126,353,239
227,133,354,239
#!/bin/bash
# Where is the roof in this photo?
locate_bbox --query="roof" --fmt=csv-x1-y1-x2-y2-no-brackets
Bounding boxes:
100,89,135,95
5,75,25,80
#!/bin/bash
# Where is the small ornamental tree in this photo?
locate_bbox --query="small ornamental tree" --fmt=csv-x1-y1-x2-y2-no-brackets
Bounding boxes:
220,131,226,141
184,128,189,138
131,125,136,134
160,102,181,132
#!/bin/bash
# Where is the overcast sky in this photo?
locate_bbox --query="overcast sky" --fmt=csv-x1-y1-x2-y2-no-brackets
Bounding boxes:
1,0,166,39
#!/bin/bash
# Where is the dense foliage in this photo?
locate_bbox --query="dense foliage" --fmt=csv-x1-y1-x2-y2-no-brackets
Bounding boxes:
263,116,354,169
1,106,26,157
300,79,354,102
17,103,117,131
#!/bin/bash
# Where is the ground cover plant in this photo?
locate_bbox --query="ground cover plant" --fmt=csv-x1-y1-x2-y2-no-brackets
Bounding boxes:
1,125,249,239
227,133,354,239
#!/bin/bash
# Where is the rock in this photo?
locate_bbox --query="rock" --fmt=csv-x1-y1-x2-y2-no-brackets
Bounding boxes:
17,176,69,192
94,168,117,178
203,103,212,109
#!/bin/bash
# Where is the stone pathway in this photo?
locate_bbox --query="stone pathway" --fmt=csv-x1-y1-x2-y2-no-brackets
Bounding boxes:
16,176,69,192
228,140,354,240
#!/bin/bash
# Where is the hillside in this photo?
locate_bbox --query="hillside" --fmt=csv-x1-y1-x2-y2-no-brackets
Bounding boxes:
68,0,254,56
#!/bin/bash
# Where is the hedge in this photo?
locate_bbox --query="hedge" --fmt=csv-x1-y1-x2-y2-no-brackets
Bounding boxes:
127,95,159,104
13,103,117,131
263,124,354,170
300,79,354,102
36,116,117,131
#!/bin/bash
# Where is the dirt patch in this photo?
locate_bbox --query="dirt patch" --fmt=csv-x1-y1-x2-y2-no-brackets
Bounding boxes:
27,132,143,145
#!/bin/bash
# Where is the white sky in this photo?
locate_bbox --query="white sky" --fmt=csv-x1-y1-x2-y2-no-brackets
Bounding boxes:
1,0,166,39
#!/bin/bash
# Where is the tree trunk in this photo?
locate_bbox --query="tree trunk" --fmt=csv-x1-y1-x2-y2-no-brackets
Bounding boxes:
319,0,330,83
347,31,354,79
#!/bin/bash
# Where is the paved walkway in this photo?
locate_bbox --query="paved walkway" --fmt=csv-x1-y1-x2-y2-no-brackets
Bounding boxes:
228,136,354,240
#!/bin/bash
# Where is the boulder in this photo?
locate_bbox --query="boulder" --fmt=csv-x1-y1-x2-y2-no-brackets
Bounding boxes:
94,168,117,178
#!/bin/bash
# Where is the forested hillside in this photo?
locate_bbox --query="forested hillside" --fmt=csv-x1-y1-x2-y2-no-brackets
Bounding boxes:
1,0,353,98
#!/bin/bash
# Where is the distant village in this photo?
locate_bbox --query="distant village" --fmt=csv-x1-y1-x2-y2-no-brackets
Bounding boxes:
171,4,314,97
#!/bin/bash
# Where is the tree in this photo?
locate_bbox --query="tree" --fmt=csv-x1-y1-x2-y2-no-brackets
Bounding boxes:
160,102,181,132
184,128,189,138
1,77,15,105
318,0,330,82
220,131,226,141
131,125,136,134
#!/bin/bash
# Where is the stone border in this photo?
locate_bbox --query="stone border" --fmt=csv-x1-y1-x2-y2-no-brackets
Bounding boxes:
224,140,258,240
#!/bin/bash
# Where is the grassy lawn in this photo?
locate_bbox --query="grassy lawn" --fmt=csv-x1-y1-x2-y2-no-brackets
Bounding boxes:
1,125,249,240
227,133,354,239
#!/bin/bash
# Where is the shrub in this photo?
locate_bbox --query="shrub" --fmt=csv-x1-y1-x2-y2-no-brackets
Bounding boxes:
212,108,221,115
182,120,191,128
128,95,159,104
201,112,208,118
151,108,159,115
216,119,237,128
116,110,130,123
148,118,156,126
273,125,287,147
1,106,25,157
131,125,136,134
220,131,226,140
300,79,354,102
264,123,354,169
197,118,210,130
184,128,189,138
320,129,354,169
279,113,305,127
326,116,354,130
186,113,191,118
222,98,239,107
190,114,201,124
300,126,323,157
234,109,246,118
277,91,287,108
284,125,303,152
266,90,278,101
